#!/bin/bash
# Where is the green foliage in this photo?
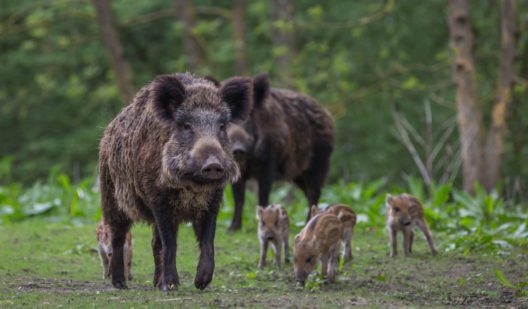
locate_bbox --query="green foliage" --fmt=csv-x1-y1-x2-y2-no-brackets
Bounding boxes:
0,167,100,224
2,164,526,257
2,0,528,187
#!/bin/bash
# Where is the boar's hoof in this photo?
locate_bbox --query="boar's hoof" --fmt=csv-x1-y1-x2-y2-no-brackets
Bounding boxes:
160,283,178,292
194,269,214,290
159,275,179,291
227,223,241,232
112,280,128,290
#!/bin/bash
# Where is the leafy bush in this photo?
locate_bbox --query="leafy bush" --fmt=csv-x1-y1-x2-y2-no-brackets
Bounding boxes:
0,166,100,224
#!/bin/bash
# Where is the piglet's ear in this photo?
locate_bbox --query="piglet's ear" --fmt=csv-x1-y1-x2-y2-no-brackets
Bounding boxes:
256,206,264,219
151,75,186,125
310,205,318,219
294,234,301,245
279,206,288,218
385,194,393,206
220,77,253,123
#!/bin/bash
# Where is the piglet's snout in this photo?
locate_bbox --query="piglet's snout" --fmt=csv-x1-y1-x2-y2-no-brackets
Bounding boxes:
201,156,225,180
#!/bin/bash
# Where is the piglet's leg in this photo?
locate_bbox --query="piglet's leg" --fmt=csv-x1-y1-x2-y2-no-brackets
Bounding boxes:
403,227,412,257
153,205,179,291
416,219,437,256
258,240,268,269
283,233,291,264
272,240,281,268
320,253,329,277
327,245,340,283
389,227,398,257
193,189,221,290
98,245,110,279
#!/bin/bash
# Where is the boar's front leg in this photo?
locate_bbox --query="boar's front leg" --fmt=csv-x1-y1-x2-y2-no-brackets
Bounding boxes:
193,190,221,290
109,223,132,289
228,178,246,232
152,202,179,291
151,226,163,287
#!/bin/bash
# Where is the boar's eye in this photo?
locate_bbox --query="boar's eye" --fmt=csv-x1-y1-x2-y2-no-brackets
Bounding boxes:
183,123,192,131
219,122,226,131
306,256,312,264
394,207,400,212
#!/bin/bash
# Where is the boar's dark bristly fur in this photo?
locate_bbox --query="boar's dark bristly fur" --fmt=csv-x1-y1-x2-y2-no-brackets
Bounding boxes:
99,73,252,291
228,74,335,231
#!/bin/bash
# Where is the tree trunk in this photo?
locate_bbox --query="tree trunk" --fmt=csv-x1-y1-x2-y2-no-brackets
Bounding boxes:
270,0,295,86
91,0,135,104
232,0,249,75
483,0,517,192
448,0,485,193
174,0,204,71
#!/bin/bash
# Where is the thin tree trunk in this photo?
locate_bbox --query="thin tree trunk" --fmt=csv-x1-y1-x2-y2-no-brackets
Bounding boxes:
174,0,204,71
233,0,249,76
91,0,135,104
483,0,517,192
270,0,295,86
448,0,484,193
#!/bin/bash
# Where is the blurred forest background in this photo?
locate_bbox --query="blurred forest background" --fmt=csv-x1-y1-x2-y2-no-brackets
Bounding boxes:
1,0,528,197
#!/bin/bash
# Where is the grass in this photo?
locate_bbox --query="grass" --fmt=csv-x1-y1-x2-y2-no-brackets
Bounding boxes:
0,218,526,308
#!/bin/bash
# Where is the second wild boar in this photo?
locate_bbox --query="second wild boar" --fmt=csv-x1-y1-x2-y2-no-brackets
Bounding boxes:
227,74,336,231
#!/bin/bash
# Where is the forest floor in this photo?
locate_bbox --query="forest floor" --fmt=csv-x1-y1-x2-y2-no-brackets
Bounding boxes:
0,219,526,308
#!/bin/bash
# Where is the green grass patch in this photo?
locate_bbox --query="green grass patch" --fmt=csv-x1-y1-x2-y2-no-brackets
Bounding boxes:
0,219,526,307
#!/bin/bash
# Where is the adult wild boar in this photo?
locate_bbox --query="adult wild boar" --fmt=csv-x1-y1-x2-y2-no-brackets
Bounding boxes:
228,74,335,231
99,73,252,291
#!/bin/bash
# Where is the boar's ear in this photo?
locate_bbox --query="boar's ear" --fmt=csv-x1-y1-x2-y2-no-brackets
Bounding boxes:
385,194,393,207
253,73,270,108
220,77,253,123
256,206,264,219
203,75,220,87
310,205,318,219
151,75,186,125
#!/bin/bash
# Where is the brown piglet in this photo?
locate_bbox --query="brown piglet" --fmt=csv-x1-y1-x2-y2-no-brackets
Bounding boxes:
293,213,343,285
310,204,357,262
96,219,133,281
386,193,437,257
257,204,290,268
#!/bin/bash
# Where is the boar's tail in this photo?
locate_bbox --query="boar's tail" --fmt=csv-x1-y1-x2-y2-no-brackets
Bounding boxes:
253,73,270,108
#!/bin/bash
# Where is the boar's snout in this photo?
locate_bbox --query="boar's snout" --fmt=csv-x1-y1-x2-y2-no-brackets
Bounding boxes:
400,217,411,226
232,142,247,157
264,231,274,241
295,271,308,286
201,156,225,180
